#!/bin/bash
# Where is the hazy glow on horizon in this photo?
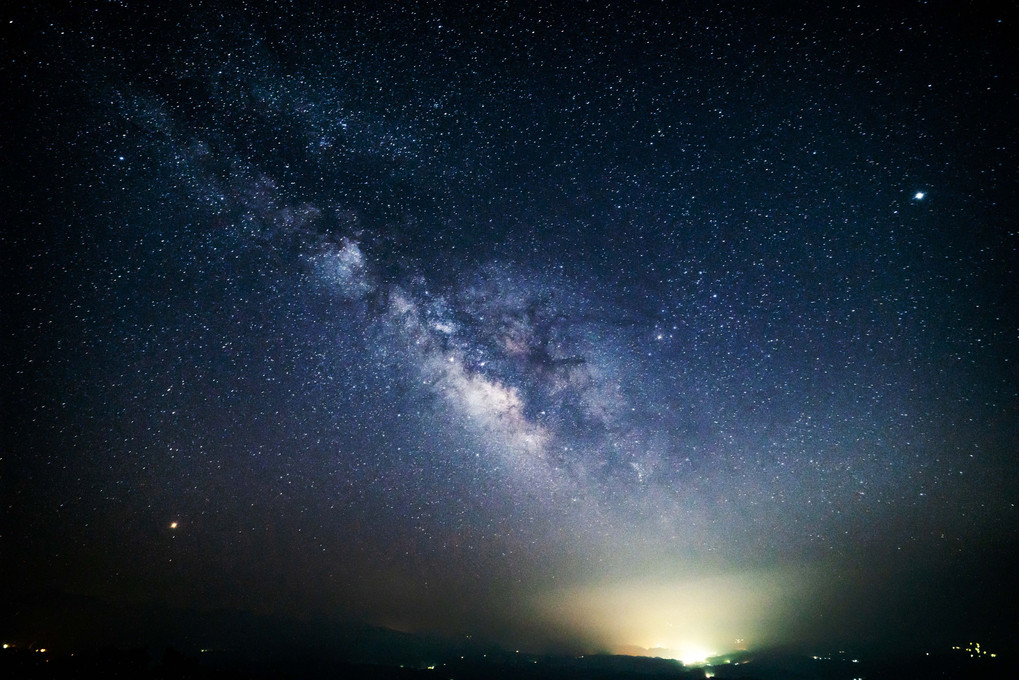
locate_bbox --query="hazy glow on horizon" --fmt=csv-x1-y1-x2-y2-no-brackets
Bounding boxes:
533,569,805,660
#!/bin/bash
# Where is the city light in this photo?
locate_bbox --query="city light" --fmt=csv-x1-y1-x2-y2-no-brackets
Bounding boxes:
951,642,996,659
655,643,716,666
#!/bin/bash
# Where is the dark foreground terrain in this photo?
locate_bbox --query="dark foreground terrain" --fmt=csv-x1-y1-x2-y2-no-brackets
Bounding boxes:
2,644,1015,680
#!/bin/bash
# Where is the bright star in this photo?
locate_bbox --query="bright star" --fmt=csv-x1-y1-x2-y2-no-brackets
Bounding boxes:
914,191,925,200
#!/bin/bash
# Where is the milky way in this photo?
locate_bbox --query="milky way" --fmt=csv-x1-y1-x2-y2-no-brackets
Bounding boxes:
5,1,1016,659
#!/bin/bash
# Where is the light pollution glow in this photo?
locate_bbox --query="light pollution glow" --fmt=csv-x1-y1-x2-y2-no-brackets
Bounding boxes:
532,569,806,663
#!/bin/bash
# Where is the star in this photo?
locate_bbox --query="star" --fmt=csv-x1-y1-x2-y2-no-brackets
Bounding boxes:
913,191,925,200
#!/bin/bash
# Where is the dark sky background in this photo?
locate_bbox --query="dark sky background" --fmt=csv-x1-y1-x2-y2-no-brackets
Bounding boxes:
3,0,1016,663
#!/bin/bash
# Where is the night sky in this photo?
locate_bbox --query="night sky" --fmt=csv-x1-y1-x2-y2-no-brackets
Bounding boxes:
4,0,1017,663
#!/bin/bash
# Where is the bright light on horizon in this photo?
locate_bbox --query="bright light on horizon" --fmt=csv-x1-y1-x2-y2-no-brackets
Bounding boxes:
651,642,717,666
532,568,804,663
